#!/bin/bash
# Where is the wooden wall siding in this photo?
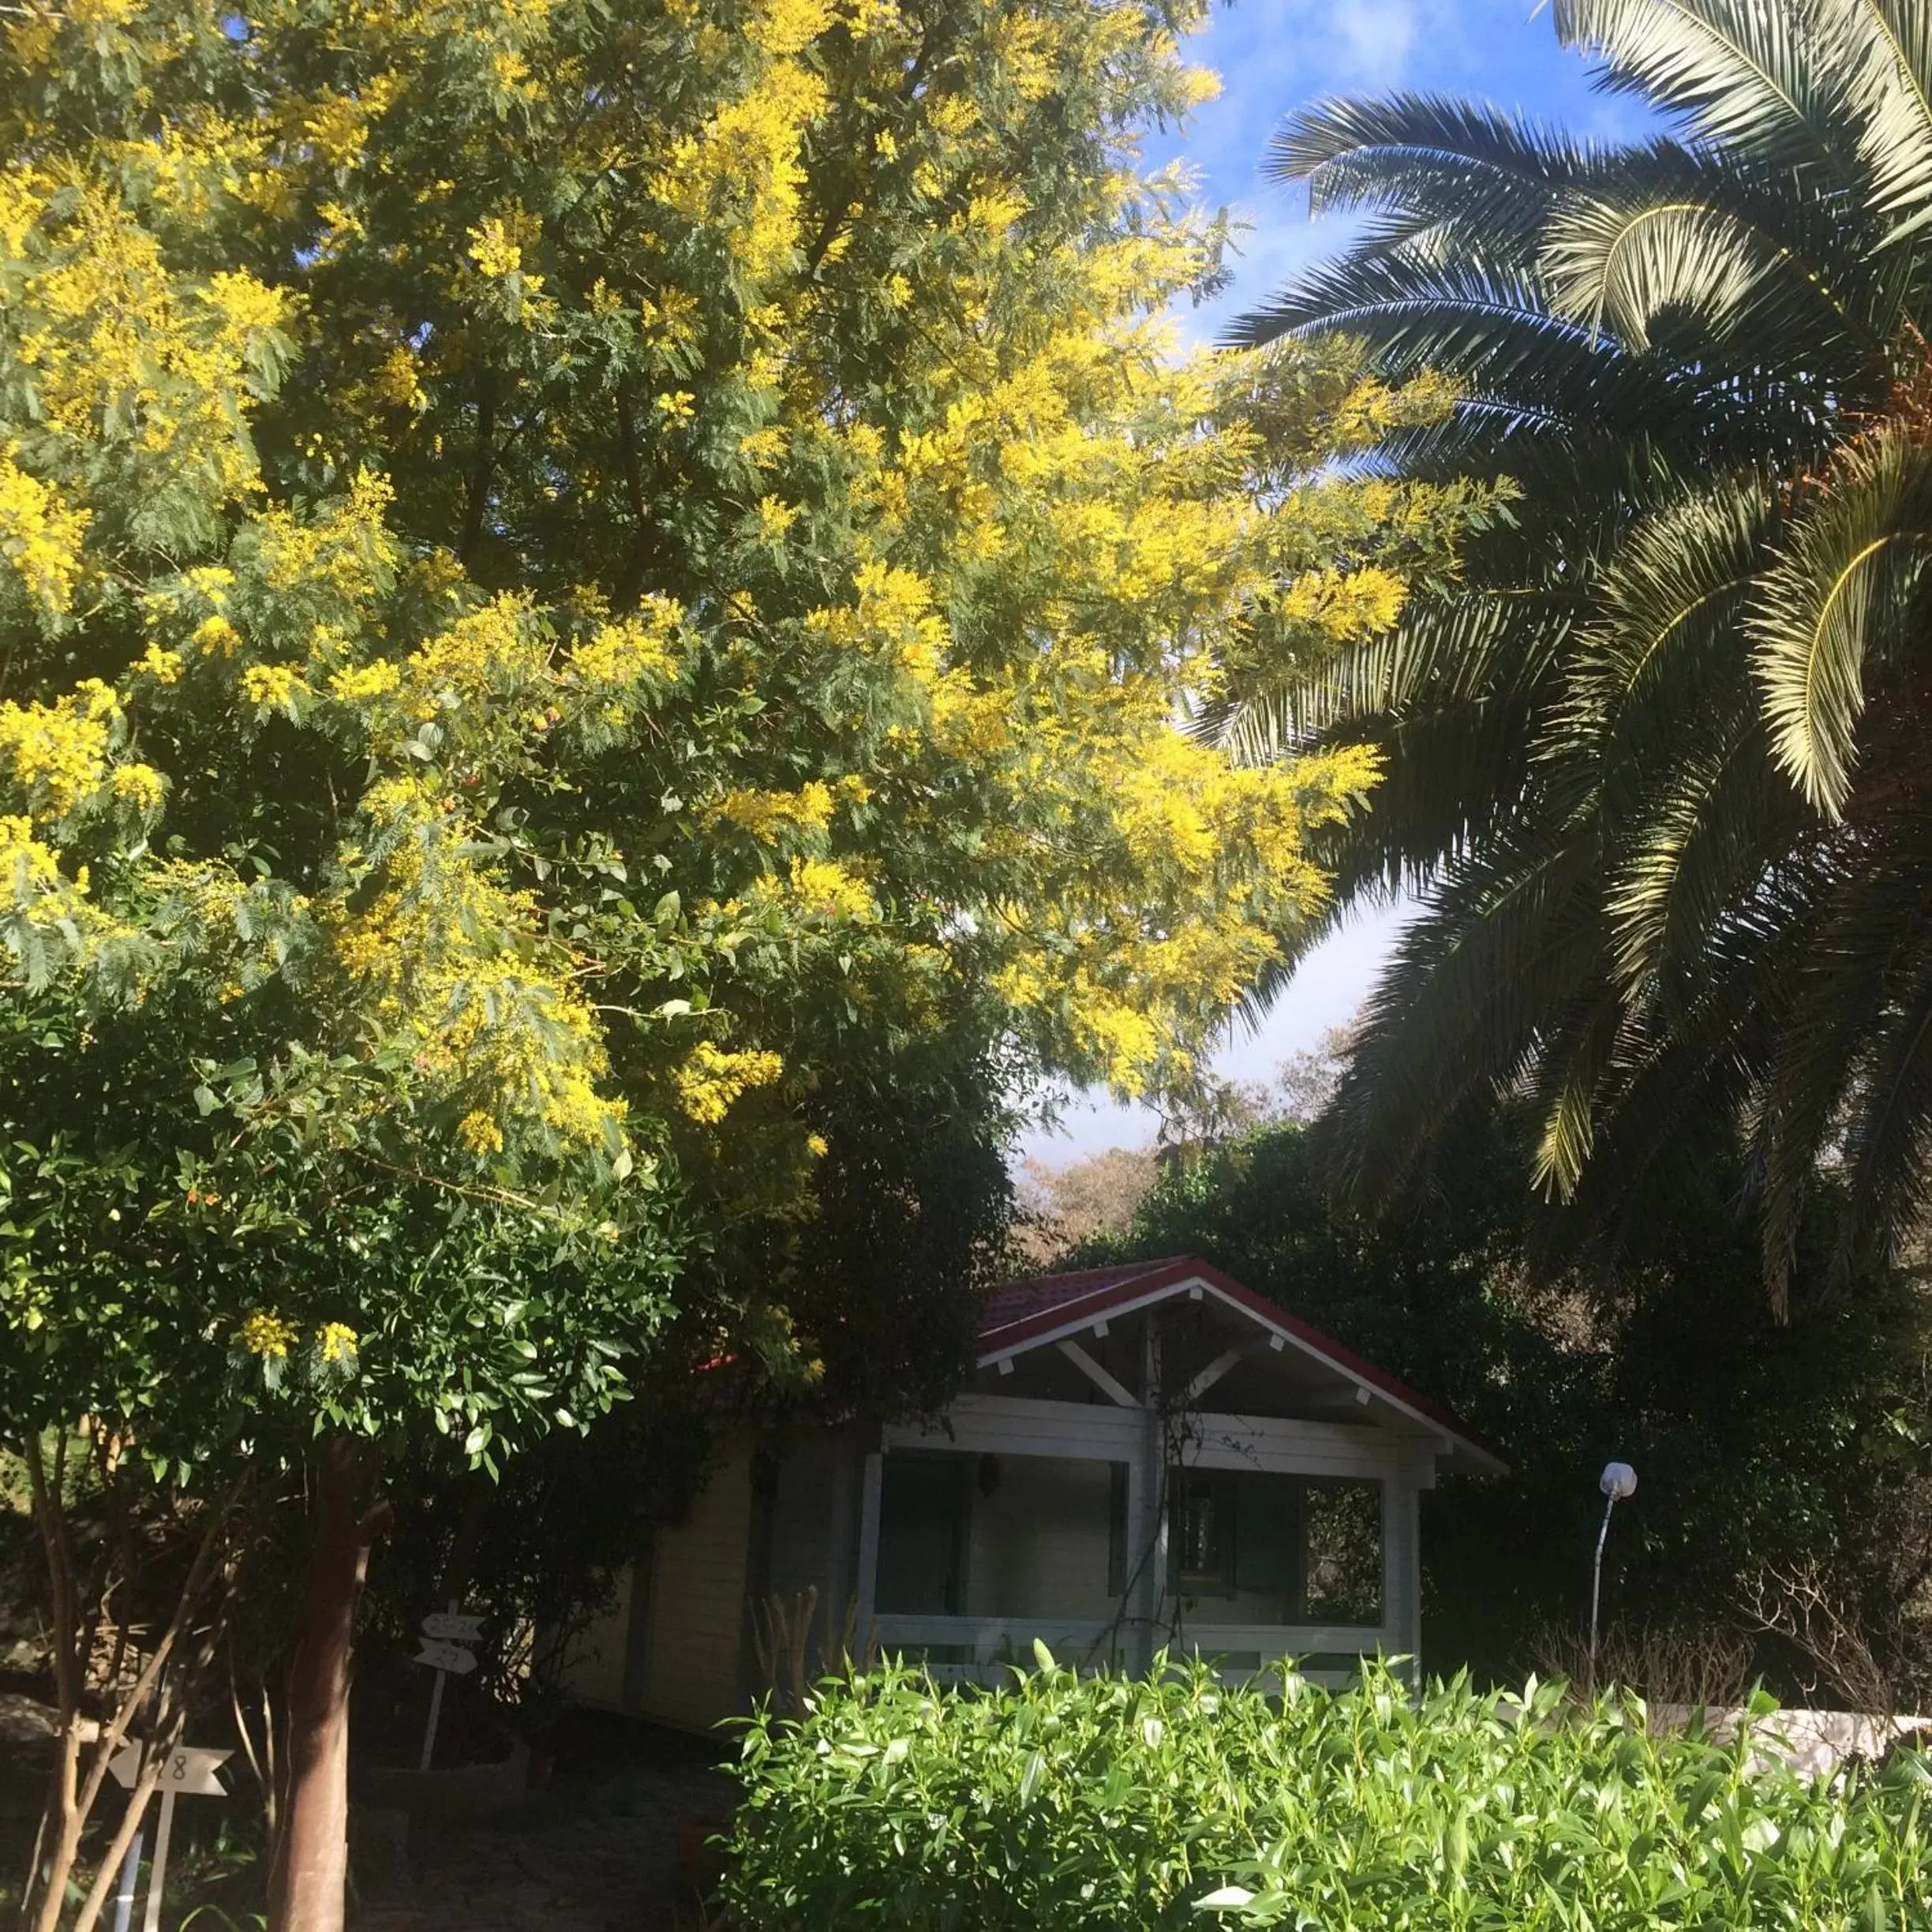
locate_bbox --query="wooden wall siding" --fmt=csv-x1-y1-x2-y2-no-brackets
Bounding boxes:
764,1432,843,1603
639,1440,755,1730
965,1455,1119,1621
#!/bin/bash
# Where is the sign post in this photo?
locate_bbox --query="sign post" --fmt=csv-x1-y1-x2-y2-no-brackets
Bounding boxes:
110,1826,144,1932
107,1744,230,1932
414,1604,481,1771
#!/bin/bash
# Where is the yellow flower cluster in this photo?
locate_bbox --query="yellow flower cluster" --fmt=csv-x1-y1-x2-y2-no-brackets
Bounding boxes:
0,450,89,616
0,682,118,821
396,593,548,723
713,783,833,841
782,858,877,922
0,815,66,897
650,47,826,286
257,470,397,600
748,0,834,55
674,1040,785,1123
6,173,286,507
110,763,167,815
1279,566,1410,643
324,775,627,1156
238,1311,300,1358
328,659,402,704
467,215,524,278
317,1321,360,1365
567,597,682,692
241,662,309,712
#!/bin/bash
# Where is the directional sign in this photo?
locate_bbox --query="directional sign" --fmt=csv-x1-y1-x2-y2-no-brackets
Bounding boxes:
106,1744,230,1932
107,1745,230,1798
413,1637,479,1676
421,1611,484,1643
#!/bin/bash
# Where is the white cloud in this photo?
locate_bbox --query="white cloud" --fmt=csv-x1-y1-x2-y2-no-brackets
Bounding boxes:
1331,0,1421,84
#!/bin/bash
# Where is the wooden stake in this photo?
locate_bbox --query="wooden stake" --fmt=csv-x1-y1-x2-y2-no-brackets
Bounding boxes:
139,1792,174,1932
417,1600,459,1774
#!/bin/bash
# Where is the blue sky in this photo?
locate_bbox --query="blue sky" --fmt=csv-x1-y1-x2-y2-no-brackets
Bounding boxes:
1017,0,1643,1165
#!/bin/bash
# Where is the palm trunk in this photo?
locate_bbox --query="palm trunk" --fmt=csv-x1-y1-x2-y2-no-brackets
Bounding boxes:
267,1437,370,1932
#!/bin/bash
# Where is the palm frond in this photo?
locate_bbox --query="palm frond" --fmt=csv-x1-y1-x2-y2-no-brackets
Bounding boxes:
1839,0,1932,238
1525,994,1631,1196
1239,0,1932,1298
1325,839,1609,1208
1749,425,1932,814
1552,473,1771,781
1268,92,1611,192
1753,814,1932,1290
1541,172,1881,361
1556,0,1870,182
1216,590,1573,760
1601,721,1801,1003
1267,94,1615,261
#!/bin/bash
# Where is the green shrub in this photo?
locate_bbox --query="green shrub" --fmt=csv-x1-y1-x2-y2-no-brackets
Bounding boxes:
721,1650,1932,1930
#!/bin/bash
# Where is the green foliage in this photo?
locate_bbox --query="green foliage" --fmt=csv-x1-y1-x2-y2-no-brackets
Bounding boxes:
1078,1110,1932,1691
0,0,1481,1480
0,992,682,1477
724,1654,1932,1930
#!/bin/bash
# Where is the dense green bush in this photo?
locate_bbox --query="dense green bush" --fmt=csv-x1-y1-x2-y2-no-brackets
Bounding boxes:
723,1653,1932,1930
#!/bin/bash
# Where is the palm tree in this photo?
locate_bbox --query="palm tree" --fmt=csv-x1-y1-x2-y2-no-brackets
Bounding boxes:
1224,0,1932,1303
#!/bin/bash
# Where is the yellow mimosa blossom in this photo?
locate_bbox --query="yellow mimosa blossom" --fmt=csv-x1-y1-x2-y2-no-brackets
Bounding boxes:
241,663,307,710
675,1040,785,1123
316,1322,360,1365
110,763,167,814
239,1311,300,1358
0,683,118,820
328,659,402,703
714,783,833,839
0,452,89,615
467,216,523,278
784,858,876,921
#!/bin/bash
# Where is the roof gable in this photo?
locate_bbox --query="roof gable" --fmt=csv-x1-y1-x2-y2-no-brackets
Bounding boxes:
977,1256,1504,1475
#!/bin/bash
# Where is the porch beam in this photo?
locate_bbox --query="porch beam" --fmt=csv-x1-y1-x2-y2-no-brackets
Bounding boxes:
1182,1343,1250,1405
1056,1339,1140,1409
890,1394,1398,1477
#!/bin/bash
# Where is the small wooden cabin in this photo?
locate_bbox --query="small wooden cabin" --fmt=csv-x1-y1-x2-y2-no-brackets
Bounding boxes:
564,1256,1503,1731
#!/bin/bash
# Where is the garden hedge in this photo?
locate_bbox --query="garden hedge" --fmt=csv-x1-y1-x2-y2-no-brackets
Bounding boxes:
722,1650,1932,1929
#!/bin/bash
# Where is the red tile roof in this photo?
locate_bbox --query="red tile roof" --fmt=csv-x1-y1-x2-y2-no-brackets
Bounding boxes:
977,1256,1193,1335
976,1254,1502,1472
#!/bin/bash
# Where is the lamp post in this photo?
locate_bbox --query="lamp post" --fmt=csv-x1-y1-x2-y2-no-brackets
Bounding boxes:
1587,1461,1637,1700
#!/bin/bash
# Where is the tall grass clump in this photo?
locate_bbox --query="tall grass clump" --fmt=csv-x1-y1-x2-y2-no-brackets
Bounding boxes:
721,1649,1932,1930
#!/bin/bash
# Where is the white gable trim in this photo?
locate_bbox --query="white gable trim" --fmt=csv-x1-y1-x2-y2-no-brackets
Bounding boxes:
975,1270,1506,1476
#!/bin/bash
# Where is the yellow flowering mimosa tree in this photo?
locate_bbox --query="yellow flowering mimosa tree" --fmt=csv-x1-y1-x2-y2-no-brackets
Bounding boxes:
0,0,1484,1925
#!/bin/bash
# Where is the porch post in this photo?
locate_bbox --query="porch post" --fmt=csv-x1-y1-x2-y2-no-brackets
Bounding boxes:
1383,1443,1428,1687
1124,1320,1166,1672
853,1448,884,1654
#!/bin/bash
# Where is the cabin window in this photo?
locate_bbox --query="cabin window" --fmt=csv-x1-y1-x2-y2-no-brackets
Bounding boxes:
1171,1472,1236,1596
1303,1479,1383,1626
1167,1471,1383,1624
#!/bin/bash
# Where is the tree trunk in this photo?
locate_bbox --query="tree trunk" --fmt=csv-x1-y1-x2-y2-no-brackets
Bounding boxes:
267,1437,370,1932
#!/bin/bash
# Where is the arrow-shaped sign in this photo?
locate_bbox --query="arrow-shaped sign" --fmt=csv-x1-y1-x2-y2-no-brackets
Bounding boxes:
414,1638,479,1676
108,1744,230,1798
421,1611,484,1643
107,1743,230,1932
